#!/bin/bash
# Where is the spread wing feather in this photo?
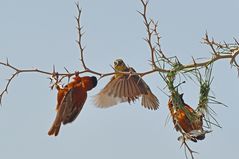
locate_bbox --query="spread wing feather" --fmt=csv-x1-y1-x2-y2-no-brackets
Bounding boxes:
94,73,159,110
62,86,87,124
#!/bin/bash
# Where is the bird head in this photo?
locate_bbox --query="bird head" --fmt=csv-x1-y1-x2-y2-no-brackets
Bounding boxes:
113,59,127,72
81,76,97,91
91,76,98,88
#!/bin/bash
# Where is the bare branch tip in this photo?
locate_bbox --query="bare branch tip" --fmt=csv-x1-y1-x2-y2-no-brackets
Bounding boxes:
137,10,144,16
64,67,70,74
233,37,239,45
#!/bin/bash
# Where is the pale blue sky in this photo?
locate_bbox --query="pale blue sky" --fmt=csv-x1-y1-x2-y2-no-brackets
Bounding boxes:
0,0,239,159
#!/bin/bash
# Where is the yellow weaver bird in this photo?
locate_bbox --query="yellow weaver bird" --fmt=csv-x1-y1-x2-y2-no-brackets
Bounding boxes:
94,59,159,110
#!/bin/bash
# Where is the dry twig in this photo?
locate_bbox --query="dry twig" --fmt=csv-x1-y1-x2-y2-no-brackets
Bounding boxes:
0,1,239,158
0,1,237,107
138,0,157,69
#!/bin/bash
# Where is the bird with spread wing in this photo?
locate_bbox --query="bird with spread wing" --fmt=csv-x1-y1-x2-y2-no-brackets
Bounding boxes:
94,59,159,110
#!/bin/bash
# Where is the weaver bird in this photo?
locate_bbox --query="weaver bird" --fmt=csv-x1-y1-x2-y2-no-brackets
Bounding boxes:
168,94,208,142
94,59,159,110
48,75,97,136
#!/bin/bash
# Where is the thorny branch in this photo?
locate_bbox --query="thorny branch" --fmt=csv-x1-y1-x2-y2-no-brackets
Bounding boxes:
0,60,74,104
182,139,198,159
0,0,238,105
138,0,158,69
0,0,239,158
75,2,87,70
151,20,172,65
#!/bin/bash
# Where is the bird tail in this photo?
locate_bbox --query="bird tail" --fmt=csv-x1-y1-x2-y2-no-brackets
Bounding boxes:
48,98,67,136
48,121,61,136
48,110,62,136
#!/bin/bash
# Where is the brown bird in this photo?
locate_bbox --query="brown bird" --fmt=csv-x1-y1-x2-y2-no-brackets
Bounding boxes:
94,59,159,110
48,75,97,136
168,94,208,142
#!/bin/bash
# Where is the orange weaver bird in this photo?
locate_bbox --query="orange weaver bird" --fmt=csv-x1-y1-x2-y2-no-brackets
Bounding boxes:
94,59,159,110
48,75,97,136
168,94,207,142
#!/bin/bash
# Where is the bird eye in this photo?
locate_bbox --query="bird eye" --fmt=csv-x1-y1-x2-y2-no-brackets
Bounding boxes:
118,60,122,65
114,61,118,66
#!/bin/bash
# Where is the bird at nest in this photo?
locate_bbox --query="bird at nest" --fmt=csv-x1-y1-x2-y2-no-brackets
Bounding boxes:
168,93,211,142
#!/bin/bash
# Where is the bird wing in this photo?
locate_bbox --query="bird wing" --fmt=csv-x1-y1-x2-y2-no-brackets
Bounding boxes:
129,67,159,110
94,66,159,110
61,85,87,125
135,78,159,110
94,75,147,108
141,91,159,110
94,76,130,108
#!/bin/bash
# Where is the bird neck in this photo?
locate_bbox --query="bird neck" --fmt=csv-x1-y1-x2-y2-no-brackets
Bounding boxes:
114,65,128,78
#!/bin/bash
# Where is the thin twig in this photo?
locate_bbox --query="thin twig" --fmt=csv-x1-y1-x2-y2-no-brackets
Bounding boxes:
75,2,87,70
203,32,218,55
151,20,173,65
182,140,197,159
0,1,238,106
138,0,157,69
230,49,239,67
